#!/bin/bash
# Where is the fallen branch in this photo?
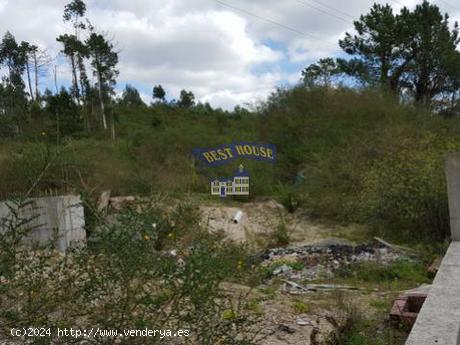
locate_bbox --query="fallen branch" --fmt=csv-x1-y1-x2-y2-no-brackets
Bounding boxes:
282,280,360,293
373,237,418,256
306,284,360,291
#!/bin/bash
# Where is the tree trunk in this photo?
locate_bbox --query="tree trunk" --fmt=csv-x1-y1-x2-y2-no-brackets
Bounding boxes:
25,60,34,102
70,54,80,102
97,70,107,130
53,65,58,93
110,108,116,141
33,51,39,100
56,111,60,146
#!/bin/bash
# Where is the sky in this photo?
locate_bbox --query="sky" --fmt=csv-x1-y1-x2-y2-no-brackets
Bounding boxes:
0,0,459,110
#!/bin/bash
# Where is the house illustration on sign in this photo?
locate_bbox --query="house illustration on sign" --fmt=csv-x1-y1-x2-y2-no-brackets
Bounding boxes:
211,165,249,197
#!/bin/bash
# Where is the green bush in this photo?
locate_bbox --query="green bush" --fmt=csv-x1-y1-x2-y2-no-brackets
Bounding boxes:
360,132,460,242
0,200,262,344
270,217,290,247
275,183,305,213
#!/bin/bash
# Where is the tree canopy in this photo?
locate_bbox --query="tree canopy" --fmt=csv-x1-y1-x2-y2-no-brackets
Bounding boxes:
305,0,460,109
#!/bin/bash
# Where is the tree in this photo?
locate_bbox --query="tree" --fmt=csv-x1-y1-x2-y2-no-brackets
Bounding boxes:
338,4,410,90
401,1,460,105
0,31,27,134
30,46,51,100
57,34,85,101
63,0,87,34
338,1,460,105
152,84,166,103
301,58,341,88
0,32,26,91
19,41,35,101
120,84,145,107
86,31,118,138
62,0,89,102
178,89,195,108
44,87,81,140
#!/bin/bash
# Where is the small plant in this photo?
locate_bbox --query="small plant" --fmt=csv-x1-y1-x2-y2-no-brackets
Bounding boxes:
293,300,310,314
271,217,290,247
323,293,408,345
222,309,238,321
247,299,264,316
369,299,389,311
275,183,304,213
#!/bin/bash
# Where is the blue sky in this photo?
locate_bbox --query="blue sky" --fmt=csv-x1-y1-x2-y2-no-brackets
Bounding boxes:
0,0,459,109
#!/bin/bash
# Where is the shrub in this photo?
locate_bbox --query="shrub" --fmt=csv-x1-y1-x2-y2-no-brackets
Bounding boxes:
360,132,460,242
271,217,290,247
293,301,310,314
275,183,305,213
0,200,263,344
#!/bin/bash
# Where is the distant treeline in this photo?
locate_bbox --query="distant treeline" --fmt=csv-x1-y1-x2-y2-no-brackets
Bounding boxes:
1,0,459,140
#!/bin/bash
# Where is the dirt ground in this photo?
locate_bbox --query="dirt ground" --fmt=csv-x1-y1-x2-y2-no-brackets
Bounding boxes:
198,200,412,345
199,200,347,248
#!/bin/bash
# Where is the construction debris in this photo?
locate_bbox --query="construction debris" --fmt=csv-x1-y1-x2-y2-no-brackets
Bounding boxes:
403,284,431,296
428,256,442,275
373,237,418,256
283,280,310,295
306,284,360,291
97,190,111,212
296,317,313,326
273,264,293,275
261,241,406,284
232,210,244,224
109,196,136,210
282,280,359,294
390,293,427,327
278,324,296,334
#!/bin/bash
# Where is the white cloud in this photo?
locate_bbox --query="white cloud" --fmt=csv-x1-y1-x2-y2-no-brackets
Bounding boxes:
87,5,286,108
0,0,458,109
0,0,7,13
287,32,344,63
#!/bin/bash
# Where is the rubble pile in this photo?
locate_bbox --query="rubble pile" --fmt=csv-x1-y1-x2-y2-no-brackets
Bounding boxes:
260,241,406,284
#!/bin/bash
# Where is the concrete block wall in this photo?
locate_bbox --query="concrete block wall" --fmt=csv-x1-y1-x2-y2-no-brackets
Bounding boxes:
0,195,86,252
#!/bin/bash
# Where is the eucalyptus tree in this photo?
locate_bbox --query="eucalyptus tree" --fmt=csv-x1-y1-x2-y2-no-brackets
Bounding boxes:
86,32,118,137
19,41,36,101
178,90,195,108
63,0,90,101
301,58,341,88
0,32,27,133
153,84,166,103
56,34,83,101
57,0,89,103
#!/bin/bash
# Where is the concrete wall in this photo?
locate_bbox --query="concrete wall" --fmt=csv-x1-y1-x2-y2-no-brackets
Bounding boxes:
405,242,460,345
0,195,86,252
446,152,460,241
405,153,460,344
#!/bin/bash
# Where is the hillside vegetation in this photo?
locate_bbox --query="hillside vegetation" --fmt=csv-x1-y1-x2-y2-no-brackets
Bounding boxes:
1,87,459,244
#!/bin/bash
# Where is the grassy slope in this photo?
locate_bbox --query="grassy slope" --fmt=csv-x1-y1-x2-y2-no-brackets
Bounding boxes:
1,87,460,243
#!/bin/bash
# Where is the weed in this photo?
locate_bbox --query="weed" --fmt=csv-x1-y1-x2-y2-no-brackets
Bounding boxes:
293,300,310,314
271,216,290,247
336,260,429,290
